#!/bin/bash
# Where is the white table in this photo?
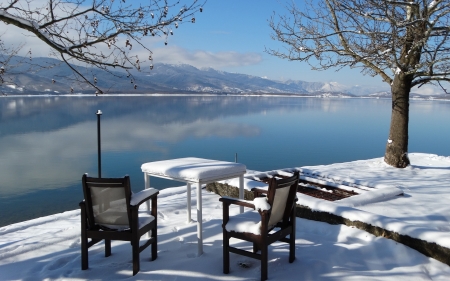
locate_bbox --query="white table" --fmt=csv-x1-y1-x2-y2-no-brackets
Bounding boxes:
141,157,246,256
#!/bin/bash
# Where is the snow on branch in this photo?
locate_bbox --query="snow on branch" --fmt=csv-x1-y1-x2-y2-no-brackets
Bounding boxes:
0,0,205,93
267,0,450,89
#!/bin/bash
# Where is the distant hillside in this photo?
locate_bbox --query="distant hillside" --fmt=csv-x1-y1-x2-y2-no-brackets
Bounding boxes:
367,91,450,100
0,55,446,99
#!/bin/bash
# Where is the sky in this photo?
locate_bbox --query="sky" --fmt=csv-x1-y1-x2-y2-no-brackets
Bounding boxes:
0,1,387,86
144,0,388,87
0,0,444,94
1,153,450,280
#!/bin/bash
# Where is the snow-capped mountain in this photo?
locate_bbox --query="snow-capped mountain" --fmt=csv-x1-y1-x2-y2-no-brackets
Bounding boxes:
0,55,407,97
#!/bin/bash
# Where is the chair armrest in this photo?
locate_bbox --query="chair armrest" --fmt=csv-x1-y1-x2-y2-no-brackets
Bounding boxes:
251,187,268,198
130,188,159,207
251,187,268,194
219,196,255,209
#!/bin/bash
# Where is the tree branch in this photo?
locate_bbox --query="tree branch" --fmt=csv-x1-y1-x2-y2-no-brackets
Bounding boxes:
0,0,206,93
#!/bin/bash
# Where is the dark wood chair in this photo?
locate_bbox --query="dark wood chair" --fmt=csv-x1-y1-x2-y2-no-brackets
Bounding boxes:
219,171,299,281
80,174,158,275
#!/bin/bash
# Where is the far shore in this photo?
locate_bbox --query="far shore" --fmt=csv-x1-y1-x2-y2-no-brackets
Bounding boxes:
2,92,450,101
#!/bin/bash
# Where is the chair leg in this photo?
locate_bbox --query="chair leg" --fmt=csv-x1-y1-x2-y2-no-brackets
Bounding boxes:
131,206,140,276
151,198,158,261
132,239,140,275
223,231,230,274
105,239,111,257
289,212,296,263
151,230,157,261
253,242,259,254
289,232,295,263
261,245,268,281
81,234,88,270
80,204,88,270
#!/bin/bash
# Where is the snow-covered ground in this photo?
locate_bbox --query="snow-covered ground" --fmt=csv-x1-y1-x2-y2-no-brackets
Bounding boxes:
1,153,450,280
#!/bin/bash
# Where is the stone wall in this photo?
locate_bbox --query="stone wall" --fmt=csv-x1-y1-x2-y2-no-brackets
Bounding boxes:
206,181,450,266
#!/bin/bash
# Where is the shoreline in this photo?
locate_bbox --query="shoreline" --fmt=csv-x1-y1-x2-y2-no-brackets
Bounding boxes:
2,93,450,101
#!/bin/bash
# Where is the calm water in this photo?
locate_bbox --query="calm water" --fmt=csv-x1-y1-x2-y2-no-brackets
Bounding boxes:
1,96,449,227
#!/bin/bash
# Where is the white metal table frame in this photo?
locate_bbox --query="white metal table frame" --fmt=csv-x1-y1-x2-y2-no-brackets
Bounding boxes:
143,161,245,256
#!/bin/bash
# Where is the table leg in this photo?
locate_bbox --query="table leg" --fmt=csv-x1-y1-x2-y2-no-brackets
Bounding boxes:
144,173,150,212
187,183,192,223
239,175,244,214
197,182,203,256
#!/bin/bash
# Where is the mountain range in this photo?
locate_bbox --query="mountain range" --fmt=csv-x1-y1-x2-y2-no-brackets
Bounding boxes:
0,56,446,99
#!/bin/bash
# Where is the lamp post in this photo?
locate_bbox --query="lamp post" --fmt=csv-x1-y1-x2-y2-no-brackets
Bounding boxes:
96,110,102,178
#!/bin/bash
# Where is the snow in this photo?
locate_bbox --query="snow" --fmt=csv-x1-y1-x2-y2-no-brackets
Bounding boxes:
225,210,263,235
429,1,438,9
141,157,246,182
1,153,450,279
0,10,33,28
130,188,158,206
253,197,270,212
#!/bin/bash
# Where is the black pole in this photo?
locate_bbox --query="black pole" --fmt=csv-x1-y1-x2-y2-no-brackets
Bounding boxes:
96,110,102,178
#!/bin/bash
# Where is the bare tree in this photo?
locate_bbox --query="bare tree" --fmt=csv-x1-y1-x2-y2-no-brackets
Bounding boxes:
268,0,450,168
0,35,24,93
0,0,204,94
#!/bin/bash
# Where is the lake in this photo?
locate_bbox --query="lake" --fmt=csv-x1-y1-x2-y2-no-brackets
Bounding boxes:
1,95,449,227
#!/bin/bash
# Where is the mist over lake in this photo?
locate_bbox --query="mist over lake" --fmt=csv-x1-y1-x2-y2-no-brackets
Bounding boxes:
1,95,449,226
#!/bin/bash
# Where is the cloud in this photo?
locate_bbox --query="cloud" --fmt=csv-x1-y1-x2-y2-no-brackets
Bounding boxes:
412,84,447,95
150,45,262,69
0,0,78,57
0,114,259,197
2,21,262,72
0,23,52,57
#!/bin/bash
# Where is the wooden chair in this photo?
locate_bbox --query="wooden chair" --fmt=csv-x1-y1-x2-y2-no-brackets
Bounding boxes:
219,171,299,280
80,174,158,275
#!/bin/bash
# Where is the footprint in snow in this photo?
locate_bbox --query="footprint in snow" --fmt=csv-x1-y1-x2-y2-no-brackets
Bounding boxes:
186,253,196,258
238,261,252,268
45,255,73,271
158,211,167,220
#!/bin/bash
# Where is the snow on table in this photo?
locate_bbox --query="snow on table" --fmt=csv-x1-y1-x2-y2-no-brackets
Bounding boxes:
141,157,246,256
141,157,246,183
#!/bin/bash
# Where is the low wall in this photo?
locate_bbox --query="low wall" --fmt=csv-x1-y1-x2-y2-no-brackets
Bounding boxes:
206,182,450,266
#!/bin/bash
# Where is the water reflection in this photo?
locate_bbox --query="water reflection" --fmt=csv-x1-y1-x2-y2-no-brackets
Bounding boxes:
0,96,268,197
1,96,449,226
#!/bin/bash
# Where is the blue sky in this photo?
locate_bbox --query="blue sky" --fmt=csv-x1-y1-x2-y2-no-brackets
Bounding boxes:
151,0,386,87
0,0,392,89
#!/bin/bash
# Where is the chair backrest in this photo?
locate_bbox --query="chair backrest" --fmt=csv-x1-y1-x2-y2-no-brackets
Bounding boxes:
82,174,132,230
266,171,299,228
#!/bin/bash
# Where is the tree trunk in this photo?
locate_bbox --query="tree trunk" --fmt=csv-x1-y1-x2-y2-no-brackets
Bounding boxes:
384,75,411,168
